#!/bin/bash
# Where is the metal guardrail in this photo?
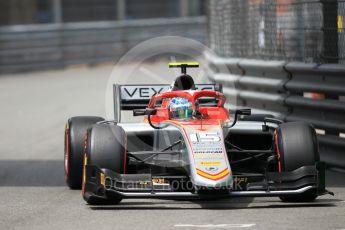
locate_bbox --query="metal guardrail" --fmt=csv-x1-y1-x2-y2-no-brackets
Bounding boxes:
0,17,206,74
206,52,345,170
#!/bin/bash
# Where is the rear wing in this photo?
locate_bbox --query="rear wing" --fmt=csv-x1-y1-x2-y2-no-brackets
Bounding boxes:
113,84,222,122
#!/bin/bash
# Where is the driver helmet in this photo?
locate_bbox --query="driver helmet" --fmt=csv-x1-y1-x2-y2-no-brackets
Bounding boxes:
168,97,193,120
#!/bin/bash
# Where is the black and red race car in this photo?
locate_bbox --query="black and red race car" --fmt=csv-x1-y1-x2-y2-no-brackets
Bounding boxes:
64,62,331,205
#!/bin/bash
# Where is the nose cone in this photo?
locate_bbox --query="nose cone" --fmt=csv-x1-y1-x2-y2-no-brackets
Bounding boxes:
193,168,233,189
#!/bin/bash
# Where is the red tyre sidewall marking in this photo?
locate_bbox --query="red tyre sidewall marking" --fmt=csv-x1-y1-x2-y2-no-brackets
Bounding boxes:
64,125,69,181
274,130,282,173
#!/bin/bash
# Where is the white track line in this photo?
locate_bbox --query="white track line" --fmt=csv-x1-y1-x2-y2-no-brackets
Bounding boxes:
174,223,256,228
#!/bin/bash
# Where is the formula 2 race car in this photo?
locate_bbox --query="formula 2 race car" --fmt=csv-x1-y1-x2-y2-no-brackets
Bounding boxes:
64,62,331,205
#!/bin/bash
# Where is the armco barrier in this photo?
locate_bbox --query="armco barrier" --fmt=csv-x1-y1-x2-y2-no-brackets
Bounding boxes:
206,52,345,170
0,17,206,74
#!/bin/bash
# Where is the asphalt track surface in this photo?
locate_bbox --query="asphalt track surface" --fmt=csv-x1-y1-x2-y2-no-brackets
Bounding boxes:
0,62,345,230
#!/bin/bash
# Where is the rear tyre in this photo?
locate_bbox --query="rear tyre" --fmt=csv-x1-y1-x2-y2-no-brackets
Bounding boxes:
64,116,104,189
83,124,127,205
275,121,319,202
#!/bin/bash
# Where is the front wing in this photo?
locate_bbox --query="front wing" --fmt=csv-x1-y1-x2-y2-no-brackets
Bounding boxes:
83,162,329,201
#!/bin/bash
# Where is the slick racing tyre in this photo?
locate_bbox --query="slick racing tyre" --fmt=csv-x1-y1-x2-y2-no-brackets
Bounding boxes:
64,116,104,189
83,124,127,205
275,121,319,202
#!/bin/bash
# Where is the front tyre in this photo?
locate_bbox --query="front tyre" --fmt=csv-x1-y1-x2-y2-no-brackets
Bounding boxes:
64,116,104,189
275,121,319,202
82,124,127,205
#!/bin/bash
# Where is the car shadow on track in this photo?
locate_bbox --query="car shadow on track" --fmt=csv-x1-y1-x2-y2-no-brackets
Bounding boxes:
89,197,339,210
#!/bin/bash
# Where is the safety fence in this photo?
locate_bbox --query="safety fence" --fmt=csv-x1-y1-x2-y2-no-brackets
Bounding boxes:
207,0,345,64
206,53,345,170
0,17,206,74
